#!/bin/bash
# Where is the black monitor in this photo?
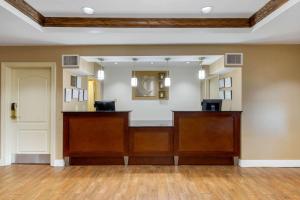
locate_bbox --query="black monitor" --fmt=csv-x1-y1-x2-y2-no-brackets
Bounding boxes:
94,101,116,112
201,99,222,112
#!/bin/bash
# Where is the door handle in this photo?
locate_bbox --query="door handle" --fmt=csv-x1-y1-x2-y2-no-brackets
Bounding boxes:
11,102,17,119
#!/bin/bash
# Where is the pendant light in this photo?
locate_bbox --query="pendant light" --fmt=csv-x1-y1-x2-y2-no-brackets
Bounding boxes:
198,57,206,80
164,58,171,87
97,58,105,80
131,58,138,87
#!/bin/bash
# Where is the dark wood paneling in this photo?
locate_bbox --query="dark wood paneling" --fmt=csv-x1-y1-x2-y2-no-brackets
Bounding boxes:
178,116,234,152
69,157,124,165
178,156,234,165
5,0,44,25
129,127,173,156
249,0,289,26
43,17,250,28
63,112,129,159
69,117,125,154
129,127,173,165
63,111,241,165
173,111,241,165
129,156,174,165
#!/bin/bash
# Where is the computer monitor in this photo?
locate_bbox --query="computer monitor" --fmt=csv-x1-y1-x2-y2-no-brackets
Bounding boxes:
201,99,222,112
94,101,116,111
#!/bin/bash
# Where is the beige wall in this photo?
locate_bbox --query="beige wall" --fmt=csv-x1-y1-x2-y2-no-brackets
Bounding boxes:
1,45,300,160
208,76,220,99
62,69,88,111
209,57,225,74
220,69,242,111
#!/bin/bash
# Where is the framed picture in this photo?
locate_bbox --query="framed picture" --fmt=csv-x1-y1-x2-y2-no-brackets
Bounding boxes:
219,79,225,88
64,88,72,102
132,71,169,100
225,90,232,100
70,75,77,87
83,89,88,101
76,76,82,88
219,90,225,100
72,88,79,99
79,89,84,101
225,77,232,88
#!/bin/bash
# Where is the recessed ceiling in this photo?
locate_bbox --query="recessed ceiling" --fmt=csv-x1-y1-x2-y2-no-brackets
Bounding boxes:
25,0,269,18
82,55,223,66
0,0,299,45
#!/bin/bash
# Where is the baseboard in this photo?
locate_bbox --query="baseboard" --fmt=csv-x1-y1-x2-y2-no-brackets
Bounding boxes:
52,159,65,167
239,160,300,168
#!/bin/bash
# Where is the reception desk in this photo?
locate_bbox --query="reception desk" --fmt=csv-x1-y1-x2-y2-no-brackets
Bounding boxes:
63,111,241,165
63,111,130,165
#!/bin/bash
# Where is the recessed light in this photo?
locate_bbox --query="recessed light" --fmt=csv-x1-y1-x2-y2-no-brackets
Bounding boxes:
151,62,154,64
82,7,94,15
186,61,190,64
114,62,118,65
202,6,213,14
89,30,102,34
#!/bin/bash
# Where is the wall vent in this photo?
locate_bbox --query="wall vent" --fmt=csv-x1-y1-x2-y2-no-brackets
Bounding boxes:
62,55,80,68
225,53,243,66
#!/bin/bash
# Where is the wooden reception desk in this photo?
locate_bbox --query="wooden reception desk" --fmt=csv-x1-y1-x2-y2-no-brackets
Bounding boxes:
63,111,241,165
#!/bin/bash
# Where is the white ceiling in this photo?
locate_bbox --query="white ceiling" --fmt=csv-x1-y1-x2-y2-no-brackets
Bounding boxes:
25,0,268,18
82,55,223,66
0,0,300,45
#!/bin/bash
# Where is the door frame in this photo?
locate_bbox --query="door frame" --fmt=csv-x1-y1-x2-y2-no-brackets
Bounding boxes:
1,62,57,166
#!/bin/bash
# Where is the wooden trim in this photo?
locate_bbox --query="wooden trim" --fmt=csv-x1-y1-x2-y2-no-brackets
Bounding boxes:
4,0,289,28
249,0,289,26
43,17,250,28
5,0,44,25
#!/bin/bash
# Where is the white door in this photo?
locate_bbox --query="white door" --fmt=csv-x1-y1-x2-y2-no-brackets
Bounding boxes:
11,68,51,163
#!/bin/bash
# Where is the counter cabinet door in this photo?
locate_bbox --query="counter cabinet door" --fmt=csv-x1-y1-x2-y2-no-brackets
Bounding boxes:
174,112,241,156
129,127,173,156
63,114,129,157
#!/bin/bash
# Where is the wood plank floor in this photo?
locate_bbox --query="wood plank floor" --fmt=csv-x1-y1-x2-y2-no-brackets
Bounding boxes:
0,165,300,200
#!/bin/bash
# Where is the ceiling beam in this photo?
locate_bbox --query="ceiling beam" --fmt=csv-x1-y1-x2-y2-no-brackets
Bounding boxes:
249,0,289,26
4,0,290,28
43,17,250,28
5,0,44,25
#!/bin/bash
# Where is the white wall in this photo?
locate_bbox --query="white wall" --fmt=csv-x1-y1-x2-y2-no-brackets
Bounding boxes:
103,64,201,121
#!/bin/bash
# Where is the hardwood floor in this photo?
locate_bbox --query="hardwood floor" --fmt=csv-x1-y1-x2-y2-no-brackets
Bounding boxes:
0,165,300,200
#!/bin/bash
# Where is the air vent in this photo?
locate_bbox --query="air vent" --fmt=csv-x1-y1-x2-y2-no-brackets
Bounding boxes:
62,55,80,68
225,53,243,66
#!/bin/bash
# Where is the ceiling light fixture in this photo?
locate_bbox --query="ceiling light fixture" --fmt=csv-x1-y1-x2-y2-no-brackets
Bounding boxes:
202,6,213,14
164,58,171,87
114,62,118,65
97,58,105,80
89,30,102,34
131,58,138,87
82,7,94,15
198,57,206,80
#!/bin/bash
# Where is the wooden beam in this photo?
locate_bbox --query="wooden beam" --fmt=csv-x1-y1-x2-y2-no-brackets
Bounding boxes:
5,0,44,25
4,0,289,28
43,17,250,28
249,0,289,26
